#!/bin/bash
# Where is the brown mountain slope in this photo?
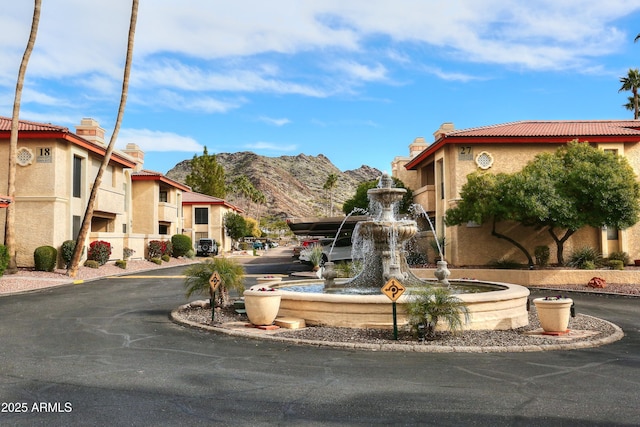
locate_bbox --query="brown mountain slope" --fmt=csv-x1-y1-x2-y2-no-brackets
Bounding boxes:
165,152,382,218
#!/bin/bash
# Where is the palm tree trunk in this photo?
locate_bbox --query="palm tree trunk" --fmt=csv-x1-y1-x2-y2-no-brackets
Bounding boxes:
68,0,139,277
5,0,41,273
634,89,639,120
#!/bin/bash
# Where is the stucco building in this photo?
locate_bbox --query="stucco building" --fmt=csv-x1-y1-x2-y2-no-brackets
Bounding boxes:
395,120,640,266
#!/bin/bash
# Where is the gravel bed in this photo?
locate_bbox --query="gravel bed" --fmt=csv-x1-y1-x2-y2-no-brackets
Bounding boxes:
174,303,619,349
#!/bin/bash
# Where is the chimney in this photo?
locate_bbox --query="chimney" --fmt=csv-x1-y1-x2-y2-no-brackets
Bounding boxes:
408,137,428,158
122,143,145,171
433,122,454,141
75,118,105,145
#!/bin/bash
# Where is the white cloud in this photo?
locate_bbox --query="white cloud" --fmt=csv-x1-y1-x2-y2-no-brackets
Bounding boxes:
245,141,298,152
117,129,204,153
259,116,291,126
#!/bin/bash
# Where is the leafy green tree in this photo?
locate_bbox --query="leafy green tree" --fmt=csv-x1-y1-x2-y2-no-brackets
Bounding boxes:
446,141,640,265
224,212,248,241
186,146,226,198
343,177,413,215
619,68,640,119
323,173,339,216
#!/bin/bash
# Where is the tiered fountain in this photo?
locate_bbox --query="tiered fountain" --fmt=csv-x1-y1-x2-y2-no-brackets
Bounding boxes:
275,174,529,330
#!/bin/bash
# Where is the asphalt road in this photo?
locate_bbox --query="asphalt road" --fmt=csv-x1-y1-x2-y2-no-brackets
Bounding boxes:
0,258,639,426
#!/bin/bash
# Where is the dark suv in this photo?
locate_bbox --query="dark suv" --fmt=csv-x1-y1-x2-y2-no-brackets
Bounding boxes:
196,238,218,256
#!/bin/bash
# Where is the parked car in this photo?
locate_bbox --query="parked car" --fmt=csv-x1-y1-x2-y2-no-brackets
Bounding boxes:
299,237,352,263
196,238,218,256
253,241,264,250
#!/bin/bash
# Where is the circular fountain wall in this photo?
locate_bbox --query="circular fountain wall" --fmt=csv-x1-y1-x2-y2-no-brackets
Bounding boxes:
272,279,529,330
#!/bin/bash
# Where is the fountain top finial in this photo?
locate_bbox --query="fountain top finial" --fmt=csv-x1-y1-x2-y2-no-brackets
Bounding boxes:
378,173,393,189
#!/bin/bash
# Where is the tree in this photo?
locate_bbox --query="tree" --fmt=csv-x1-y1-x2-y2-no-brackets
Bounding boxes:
323,173,338,216
343,177,413,215
619,68,640,119
185,146,226,198
68,0,139,277
446,141,640,265
224,212,248,242
5,0,41,273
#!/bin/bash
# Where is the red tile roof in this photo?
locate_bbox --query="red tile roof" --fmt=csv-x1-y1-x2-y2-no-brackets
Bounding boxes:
131,170,191,191
0,116,69,132
405,120,640,170
182,191,243,212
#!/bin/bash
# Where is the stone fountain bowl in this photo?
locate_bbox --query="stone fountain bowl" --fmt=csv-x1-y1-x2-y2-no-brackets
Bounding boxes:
273,279,530,330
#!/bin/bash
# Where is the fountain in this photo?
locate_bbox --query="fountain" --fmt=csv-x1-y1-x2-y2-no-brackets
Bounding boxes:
273,174,529,330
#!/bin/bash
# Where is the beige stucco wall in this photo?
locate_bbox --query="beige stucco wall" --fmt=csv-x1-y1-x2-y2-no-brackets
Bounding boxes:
407,140,640,266
182,204,237,253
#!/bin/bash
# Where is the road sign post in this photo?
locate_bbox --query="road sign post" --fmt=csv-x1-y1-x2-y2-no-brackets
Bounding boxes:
209,271,222,322
381,278,406,340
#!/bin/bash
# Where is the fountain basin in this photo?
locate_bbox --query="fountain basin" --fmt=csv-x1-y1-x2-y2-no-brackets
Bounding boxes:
274,279,530,330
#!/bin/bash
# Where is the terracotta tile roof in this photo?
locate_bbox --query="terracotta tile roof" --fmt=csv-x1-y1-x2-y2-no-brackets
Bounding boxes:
0,116,68,132
131,169,191,191
182,191,225,203
445,120,640,138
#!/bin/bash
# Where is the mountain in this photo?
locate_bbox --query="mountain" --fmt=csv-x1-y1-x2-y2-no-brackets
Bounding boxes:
165,152,382,218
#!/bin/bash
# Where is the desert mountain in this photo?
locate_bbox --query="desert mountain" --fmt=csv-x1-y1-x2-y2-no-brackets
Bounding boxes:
165,152,382,218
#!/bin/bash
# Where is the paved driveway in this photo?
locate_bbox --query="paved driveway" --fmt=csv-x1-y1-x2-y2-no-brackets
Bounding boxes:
0,266,639,426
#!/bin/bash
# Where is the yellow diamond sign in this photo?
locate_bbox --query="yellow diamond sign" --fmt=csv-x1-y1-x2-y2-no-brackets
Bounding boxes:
209,271,222,292
381,278,405,302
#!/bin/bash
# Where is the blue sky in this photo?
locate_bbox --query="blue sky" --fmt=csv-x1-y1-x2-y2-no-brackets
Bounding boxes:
2,1,640,174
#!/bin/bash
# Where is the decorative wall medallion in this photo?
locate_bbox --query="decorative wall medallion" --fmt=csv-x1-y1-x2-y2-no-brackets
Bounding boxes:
17,147,34,166
475,151,494,170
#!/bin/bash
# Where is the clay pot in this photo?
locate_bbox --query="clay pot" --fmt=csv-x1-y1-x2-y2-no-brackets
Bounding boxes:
533,297,573,333
243,289,282,326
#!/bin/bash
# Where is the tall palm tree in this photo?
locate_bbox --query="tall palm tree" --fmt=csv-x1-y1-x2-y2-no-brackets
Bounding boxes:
5,0,41,273
619,68,640,120
68,0,139,277
323,173,338,216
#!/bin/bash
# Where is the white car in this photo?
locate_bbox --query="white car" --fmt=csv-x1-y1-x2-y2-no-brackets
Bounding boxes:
299,237,353,263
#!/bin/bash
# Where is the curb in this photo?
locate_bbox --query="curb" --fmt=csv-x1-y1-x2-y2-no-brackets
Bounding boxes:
169,309,624,353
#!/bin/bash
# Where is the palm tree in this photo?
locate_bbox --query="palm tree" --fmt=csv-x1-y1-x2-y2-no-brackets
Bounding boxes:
183,257,245,308
5,0,41,273
68,0,139,277
405,287,470,340
323,173,339,216
619,68,640,120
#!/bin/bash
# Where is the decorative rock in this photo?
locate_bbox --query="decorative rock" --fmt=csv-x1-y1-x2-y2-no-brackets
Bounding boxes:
588,277,607,288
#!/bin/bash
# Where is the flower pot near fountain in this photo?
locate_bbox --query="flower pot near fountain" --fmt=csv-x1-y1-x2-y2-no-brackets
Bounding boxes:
533,296,573,333
243,288,282,326
255,276,282,285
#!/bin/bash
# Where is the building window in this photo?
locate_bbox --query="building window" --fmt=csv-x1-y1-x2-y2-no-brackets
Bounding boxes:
159,223,169,235
73,156,82,198
159,190,168,203
195,207,208,224
122,223,127,233
607,226,619,241
73,215,81,239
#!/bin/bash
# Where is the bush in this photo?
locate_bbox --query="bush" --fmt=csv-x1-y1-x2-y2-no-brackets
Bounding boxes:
34,246,57,272
534,246,550,267
608,251,630,266
185,249,195,259
489,258,523,269
88,240,111,266
61,240,76,268
608,259,624,270
150,257,162,265
406,287,470,340
83,259,100,269
183,257,245,307
171,234,192,257
406,251,428,266
148,240,172,259
161,254,171,262
123,247,135,259
115,260,127,269
0,245,10,276
568,246,602,269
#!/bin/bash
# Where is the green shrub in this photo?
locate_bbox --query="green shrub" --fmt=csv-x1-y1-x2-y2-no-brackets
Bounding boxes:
183,257,245,307
61,240,76,268
608,251,630,266
150,257,162,265
171,234,192,257
0,245,10,276
406,251,428,266
123,247,135,259
115,260,127,269
34,246,57,272
489,258,523,269
406,287,470,340
568,246,602,269
88,240,111,266
83,259,100,269
608,259,624,270
161,254,171,262
534,246,550,267
239,242,250,251
185,249,195,259
583,260,596,270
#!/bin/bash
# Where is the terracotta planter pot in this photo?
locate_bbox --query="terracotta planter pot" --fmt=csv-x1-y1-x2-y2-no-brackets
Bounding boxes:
243,289,282,326
533,297,573,332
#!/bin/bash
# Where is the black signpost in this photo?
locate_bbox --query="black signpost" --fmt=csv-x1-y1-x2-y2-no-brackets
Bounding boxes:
381,278,406,340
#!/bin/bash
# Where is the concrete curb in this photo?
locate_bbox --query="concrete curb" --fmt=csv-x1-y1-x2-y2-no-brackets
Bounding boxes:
169,309,624,353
